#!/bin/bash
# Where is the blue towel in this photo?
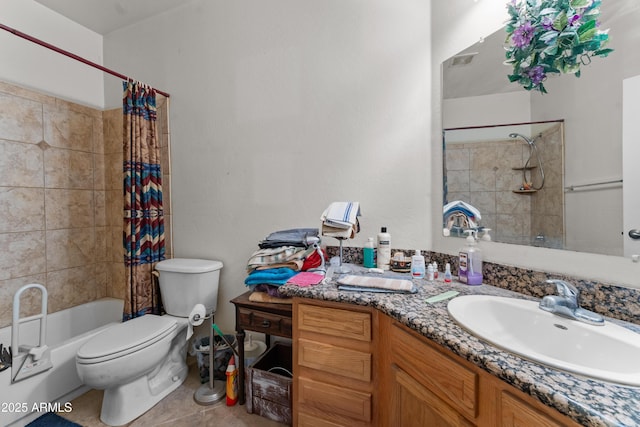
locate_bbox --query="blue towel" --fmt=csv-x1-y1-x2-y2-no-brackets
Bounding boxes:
245,268,297,286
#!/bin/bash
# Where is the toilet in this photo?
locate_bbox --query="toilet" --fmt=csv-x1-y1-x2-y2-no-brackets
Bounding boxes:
76,258,223,426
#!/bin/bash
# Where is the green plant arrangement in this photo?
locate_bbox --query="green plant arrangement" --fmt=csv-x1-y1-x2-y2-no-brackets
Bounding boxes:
505,0,613,93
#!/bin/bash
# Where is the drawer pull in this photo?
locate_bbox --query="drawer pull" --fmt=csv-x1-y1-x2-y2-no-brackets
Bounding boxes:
262,320,271,327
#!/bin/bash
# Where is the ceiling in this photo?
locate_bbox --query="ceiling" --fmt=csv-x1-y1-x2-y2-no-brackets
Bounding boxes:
34,0,191,35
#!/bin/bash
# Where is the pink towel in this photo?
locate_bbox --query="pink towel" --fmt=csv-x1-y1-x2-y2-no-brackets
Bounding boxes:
287,272,324,287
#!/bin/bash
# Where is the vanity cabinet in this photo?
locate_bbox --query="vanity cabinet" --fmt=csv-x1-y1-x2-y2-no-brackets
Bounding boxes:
293,299,377,427
292,297,583,427
378,313,582,427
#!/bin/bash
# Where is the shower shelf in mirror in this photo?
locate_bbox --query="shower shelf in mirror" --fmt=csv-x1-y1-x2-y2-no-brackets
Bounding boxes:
513,189,537,194
512,166,537,171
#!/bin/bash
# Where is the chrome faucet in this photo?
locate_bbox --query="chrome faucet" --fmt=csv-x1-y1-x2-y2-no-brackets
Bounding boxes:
539,279,604,326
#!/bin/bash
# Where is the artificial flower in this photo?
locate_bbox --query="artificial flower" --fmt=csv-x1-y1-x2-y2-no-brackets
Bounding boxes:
505,0,613,93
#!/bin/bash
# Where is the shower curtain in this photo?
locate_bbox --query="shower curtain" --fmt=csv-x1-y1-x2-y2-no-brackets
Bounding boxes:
122,81,165,320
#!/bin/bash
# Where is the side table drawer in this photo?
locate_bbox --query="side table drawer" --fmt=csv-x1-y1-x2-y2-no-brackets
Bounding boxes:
238,307,292,337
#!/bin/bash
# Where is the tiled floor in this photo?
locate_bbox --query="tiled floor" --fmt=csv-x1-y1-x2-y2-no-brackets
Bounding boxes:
57,361,287,427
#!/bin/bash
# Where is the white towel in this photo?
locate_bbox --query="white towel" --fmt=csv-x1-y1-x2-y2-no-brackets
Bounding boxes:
336,275,416,293
320,202,361,238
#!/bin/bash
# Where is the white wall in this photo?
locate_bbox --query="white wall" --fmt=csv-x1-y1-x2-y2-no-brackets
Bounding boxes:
103,0,431,332
431,0,640,287
0,0,104,108
443,92,531,129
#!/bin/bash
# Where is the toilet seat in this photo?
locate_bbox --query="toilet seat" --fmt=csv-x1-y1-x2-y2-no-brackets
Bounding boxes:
77,315,177,364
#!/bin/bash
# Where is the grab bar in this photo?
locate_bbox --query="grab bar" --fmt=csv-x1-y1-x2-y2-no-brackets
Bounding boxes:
12,284,48,358
564,179,622,192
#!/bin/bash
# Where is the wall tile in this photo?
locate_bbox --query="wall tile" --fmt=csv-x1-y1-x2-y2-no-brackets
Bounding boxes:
95,262,109,299
0,231,46,280
47,266,97,312
108,262,126,300
105,190,123,227
95,226,108,263
46,228,95,271
94,190,107,227
43,104,94,152
45,189,94,229
44,148,94,189
0,93,43,144
93,152,106,191
104,152,123,191
103,109,122,155
0,140,44,187
0,187,44,233
93,116,104,154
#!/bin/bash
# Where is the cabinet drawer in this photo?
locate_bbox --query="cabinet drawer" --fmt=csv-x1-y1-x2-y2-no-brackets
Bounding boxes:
391,322,478,418
298,304,371,342
298,338,371,382
238,307,292,337
298,377,372,422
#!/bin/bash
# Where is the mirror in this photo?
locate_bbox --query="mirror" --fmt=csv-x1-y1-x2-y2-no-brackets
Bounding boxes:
441,0,640,257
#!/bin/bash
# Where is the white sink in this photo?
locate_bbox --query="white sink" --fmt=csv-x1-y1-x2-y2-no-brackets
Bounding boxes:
447,295,640,386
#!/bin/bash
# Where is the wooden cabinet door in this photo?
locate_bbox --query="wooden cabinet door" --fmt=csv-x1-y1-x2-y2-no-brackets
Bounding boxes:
390,365,474,427
500,391,565,427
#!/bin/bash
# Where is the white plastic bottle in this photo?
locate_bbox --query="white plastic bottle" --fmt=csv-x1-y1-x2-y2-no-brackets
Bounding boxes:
411,250,425,279
426,263,435,281
377,227,391,271
363,237,376,268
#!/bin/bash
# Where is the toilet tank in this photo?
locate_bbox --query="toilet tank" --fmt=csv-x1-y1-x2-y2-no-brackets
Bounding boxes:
155,258,223,317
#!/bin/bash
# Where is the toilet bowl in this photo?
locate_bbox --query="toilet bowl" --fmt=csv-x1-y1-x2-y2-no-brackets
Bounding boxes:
76,315,188,426
76,258,223,426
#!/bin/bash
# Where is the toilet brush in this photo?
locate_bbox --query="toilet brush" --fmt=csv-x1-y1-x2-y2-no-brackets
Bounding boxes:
194,312,226,405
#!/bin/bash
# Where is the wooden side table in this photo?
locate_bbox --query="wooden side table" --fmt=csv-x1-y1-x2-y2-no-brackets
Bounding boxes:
230,291,293,405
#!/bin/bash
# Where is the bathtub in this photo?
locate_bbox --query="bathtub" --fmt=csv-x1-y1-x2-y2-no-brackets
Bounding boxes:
0,297,123,427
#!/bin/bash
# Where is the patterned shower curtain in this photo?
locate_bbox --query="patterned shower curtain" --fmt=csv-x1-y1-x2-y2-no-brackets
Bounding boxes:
122,81,165,320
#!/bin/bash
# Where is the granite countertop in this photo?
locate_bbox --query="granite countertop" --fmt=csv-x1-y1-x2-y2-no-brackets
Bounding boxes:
278,267,640,427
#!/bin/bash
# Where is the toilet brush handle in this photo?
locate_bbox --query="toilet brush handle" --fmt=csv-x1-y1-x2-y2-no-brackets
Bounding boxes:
212,324,239,357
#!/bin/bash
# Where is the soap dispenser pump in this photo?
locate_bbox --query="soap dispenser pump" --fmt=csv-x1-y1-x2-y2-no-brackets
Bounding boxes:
458,230,483,285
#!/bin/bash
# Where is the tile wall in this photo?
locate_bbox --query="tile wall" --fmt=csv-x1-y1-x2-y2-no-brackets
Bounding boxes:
0,81,171,328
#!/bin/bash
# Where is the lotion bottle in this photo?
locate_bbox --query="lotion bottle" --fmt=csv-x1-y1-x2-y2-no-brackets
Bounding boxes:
377,227,391,271
459,231,483,285
363,237,376,268
411,250,425,279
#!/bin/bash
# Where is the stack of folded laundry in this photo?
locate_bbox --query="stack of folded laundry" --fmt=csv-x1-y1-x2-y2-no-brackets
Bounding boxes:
245,228,326,303
320,201,361,239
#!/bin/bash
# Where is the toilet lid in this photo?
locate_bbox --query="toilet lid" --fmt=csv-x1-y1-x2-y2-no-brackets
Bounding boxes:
77,315,177,362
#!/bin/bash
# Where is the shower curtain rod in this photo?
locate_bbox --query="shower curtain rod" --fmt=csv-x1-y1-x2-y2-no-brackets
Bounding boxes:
0,22,170,98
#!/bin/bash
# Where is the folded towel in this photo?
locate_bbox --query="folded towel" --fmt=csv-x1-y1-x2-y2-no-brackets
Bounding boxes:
321,202,361,238
443,200,481,221
258,228,319,249
249,291,293,304
245,268,298,286
287,272,325,287
255,260,303,271
336,275,416,293
247,246,314,271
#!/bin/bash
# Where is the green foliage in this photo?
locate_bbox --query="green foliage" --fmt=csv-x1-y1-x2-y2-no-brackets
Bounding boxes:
505,0,613,93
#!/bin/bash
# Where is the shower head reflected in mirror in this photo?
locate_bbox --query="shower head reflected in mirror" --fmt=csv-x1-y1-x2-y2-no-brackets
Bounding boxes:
509,133,545,190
